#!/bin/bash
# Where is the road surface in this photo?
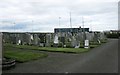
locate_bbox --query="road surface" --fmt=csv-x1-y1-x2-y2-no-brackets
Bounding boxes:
3,39,118,73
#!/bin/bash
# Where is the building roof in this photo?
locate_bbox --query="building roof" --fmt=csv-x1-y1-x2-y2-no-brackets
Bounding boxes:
54,27,89,33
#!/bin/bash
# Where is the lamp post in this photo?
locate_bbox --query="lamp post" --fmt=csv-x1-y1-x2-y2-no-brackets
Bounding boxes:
59,17,61,26
32,20,33,33
59,17,62,47
82,17,85,46
13,22,15,32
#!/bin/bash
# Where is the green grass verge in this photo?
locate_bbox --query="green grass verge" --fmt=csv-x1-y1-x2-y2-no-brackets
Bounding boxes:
4,46,48,63
4,44,89,53
5,40,106,54
37,47,89,53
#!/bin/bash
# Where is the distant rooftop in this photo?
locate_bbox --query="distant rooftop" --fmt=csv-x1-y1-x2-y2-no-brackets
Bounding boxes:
54,27,89,33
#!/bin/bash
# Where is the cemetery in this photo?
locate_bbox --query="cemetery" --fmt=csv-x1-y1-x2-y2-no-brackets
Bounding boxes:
2,27,107,49
1,27,108,70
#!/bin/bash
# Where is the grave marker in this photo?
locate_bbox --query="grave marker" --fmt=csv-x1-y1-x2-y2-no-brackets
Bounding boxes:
54,34,59,47
84,40,89,48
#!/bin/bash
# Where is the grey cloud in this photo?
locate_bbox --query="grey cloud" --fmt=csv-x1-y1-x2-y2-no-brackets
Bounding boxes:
0,0,118,32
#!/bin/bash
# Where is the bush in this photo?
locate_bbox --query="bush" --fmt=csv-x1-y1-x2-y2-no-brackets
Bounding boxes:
106,33,119,38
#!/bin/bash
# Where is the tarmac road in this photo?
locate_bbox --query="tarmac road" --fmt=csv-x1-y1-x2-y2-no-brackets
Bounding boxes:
3,39,118,73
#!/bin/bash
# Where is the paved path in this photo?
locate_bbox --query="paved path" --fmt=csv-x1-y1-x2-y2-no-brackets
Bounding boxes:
3,39,118,73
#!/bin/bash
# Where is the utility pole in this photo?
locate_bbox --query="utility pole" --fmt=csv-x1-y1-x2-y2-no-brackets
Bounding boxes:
70,12,73,36
59,17,63,47
90,20,92,32
59,17,61,26
13,22,15,32
32,20,33,33
82,17,85,39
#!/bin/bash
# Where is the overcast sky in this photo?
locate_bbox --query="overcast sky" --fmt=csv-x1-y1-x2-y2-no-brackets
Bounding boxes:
0,0,119,32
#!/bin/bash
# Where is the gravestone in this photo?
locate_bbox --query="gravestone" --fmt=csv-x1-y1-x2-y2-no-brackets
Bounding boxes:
71,36,78,48
17,40,21,45
86,32,91,41
46,34,51,47
67,32,72,42
84,40,89,48
61,37,65,47
94,32,98,42
75,41,80,48
15,34,21,45
94,32,101,43
89,32,95,41
12,34,17,44
26,33,32,45
39,43,44,47
33,34,38,45
54,34,59,47
75,34,80,48
31,34,33,40
99,32,106,40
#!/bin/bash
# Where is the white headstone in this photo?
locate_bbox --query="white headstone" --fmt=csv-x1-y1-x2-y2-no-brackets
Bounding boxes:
31,35,33,40
98,39,101,44
84,40,89,48
54,34,59,44
17,40,21,45
63,45,66,48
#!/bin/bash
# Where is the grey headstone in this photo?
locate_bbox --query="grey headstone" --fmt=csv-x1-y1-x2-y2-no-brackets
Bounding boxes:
99,32,106,40
86,32,94,41
39,43,44,47
54,34,59,44
71,36,78,48
46,34,51,47
33,34,38,45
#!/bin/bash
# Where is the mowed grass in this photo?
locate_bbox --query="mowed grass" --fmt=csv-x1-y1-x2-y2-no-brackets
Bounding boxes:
4,40,106,54
37,47,89,53
4,44,89,53
4,46,48,63
3,39,107,63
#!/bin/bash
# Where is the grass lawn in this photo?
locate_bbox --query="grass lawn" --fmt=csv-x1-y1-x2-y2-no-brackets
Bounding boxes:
37,47,89,53
4,46,48,63
4,40,107,54
4,44,90,53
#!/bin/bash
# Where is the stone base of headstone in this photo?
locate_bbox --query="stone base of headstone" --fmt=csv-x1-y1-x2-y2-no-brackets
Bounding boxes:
45,43,50,47
39,43,44,47
75,46,79,48
84,46,89,49
98,39,101,44
54,43,58,47
63,45,66,48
